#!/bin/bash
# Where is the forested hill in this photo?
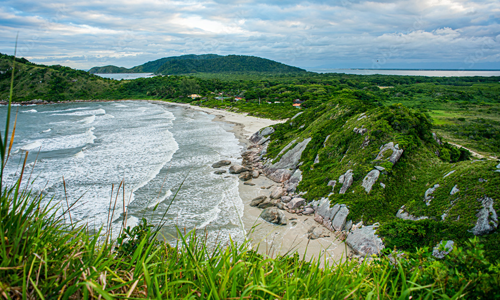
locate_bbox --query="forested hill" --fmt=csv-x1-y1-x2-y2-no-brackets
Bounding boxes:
88,54,307,75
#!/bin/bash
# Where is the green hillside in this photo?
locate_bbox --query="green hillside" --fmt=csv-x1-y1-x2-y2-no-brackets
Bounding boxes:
88,54,306,75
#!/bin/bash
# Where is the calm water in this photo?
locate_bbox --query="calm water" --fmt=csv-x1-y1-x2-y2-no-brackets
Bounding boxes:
308,69,500,77
0,101,245,244
94,73,156,80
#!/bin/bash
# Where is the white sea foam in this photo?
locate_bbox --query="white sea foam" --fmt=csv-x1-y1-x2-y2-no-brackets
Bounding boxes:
42,129,51,133
53,108,105,116
74,150,85,159
21,141,42,151
147,189,172,209
43,107,94,113
23,109,37,113
80,115,96,125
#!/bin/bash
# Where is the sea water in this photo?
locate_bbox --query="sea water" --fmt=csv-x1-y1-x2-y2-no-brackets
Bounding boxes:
0,101,245,245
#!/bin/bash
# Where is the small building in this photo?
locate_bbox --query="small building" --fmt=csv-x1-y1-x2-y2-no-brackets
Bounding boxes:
293,103,301,108
189,94,202,99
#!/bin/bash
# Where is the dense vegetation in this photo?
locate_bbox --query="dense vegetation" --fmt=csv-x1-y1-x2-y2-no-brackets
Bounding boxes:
88,54,307,75
1,53,500,298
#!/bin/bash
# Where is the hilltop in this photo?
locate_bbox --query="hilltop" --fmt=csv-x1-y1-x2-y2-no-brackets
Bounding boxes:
88,54,307,75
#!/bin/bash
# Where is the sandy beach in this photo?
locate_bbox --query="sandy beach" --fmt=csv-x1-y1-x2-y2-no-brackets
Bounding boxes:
161,100,350,265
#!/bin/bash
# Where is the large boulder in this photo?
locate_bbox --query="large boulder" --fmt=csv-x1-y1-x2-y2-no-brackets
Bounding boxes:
229,164,249,174
251,170,260,178
264,138,311,182
375,142,404,164
258,200,277,209
339,170,354,194
212,160,231,168
331,205,349,231
250,127,275,144
287,197,305,210
361,169,380,193
270,186,285,199
238,172,253,181
250,196,267,207
471,196,498,236
261,207,287,225
346,225,385,257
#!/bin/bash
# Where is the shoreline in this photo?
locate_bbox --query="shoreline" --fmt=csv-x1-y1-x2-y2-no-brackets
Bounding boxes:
158,100,351,264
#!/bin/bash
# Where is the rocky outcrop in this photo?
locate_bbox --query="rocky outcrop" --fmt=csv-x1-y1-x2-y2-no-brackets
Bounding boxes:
249,127,275,144
261,207,287,225
353,127,367,135
212,160,231,168
280,196,292,203
471,196,498,236
264,138,311,183
424,184,440,206
287,197,305,210
339,170,354,194
396,206,428,221
432,240,454,259
332,205,349,231
214,170,227,175
258,199,277,209
361,169,380,193
285,169,302,193
312,198,341,231
375,142,403,164
250,196,267,207
346,225,385,257
229,164,249,174
450,185,459,195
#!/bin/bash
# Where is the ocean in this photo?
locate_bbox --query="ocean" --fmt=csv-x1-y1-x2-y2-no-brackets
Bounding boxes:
0,101,246,245
307,69,500,77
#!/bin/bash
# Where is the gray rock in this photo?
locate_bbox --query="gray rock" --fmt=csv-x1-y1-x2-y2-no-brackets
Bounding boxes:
229,164,249,174
353,127,367,135
238,172,253,181
250,127,275,144
424,184,440,206
287,197,305,210
214,170,227,175
303,207,314,215
258,200,277,209
380,182,386,189
471,196,498,236
276,203,285,210
339,170,354,194
357,113,367,121
244,182,255,186
314,154,320,164
375,142,404,164
252,170,260,178
258,137,270,145
264,138,311,182
432,240,454,259
450,185,459,195
443,170,455,178
344,220,353,231
346,225,385,257
212,160,232,168
338,174,345,184
270,186,285,199
432,132,443,145
281,196,292,203
291,112,303,120
250,196,267,207
479,178,488,183
261,207,287,225
308,227,325,240
285,169,302,193
362,169,380,193
332,205,349,231
396,206,428,221
497,163,500,169
374,166,385,171
327,180,336,187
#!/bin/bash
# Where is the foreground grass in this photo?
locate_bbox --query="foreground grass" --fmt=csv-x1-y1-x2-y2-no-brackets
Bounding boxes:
1,184,499,299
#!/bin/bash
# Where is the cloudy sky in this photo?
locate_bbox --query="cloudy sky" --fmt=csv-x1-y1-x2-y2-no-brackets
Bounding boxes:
1,0,499,70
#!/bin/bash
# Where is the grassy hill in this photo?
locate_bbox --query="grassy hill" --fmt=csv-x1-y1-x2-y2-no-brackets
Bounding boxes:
88,54,307,75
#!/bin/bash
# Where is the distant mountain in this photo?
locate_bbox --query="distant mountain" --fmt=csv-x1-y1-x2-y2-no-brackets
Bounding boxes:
88,54,306,75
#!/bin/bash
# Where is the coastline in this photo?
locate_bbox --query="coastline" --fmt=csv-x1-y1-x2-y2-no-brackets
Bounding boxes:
158,100,351,264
